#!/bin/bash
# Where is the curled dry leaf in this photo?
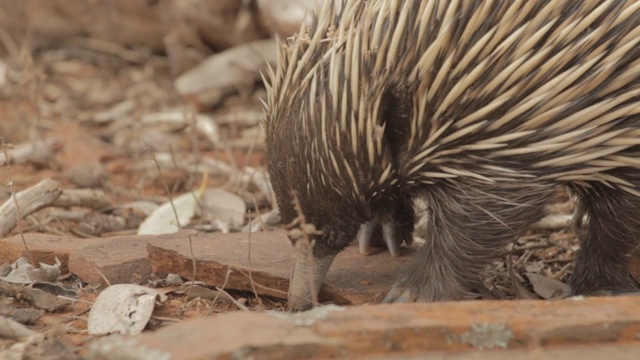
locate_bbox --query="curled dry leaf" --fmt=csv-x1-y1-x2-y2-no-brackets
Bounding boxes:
119,200,159,217
0,257,61,284
87,284,168,336
199,188,246,231
174,39,277,106
91,99,136,124
530,214,573,230
0,138,58,165
243,207,281,232
141,109,220,145
0,315,44,341
256,0,316,36
525,273,572,299
137,173,208,235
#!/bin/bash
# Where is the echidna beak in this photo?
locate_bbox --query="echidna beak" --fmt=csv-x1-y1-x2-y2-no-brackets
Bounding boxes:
287,241,336,311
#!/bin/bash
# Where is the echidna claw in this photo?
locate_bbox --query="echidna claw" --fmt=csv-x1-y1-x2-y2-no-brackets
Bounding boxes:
382,222,401,257
357,222,375,256
357,221,405,256
383,284,416,303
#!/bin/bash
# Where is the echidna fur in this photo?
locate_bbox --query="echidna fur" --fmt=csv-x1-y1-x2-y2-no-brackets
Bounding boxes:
264,0,640,310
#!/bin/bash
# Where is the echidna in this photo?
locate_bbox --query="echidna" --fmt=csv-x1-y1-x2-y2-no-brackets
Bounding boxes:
264,0,640,311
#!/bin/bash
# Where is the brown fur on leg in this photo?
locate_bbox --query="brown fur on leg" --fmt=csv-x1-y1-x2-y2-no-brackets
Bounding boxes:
385,181,554,302
569,184,640,294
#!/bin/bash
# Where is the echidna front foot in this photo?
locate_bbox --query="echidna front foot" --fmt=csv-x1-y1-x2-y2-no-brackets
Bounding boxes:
287,240,337,312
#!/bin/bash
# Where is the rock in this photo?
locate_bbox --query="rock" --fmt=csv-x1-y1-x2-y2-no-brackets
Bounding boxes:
147,230,416,305
174,39,277,107
87,296,640,359
65,162,107,188
68,235,156,287
0,234,102,274
257,0,316,36
170,0,267,51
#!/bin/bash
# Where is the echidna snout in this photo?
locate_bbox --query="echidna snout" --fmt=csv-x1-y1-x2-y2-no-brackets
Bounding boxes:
265,0,640,310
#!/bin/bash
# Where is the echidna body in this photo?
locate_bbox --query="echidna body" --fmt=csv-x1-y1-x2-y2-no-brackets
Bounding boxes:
264,0,640,310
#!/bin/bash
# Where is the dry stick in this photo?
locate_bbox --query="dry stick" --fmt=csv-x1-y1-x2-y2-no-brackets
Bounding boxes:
150,146,202,301
185,110,202,165
0,26,20,61
230,267,288,296
513,242,554,252
0,187,112,237
65,37,146,64
507,235,536,300
0,142,65,267
251,197,268,232
246,216,265,309
52,188,113,210
166,144,200,286
209,267,249,312
237,127,261,196
187,233,198,292
2,140,36,267
211,267,233,305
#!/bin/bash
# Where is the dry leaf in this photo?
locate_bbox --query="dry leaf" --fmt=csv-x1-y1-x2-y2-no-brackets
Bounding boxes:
525,273,571,299
137,174,207,235
0,257,61,284
141,109,220,145
87,284,167,336
199,188,246,231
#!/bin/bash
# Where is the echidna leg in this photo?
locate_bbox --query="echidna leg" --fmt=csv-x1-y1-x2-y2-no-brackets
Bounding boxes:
569,184,640,294
385,182,553,303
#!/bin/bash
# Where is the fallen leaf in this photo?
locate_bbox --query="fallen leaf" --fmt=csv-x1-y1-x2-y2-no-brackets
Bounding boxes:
199,188,246,231
141,109,220,145
243,207,280,232
525,273,571,299
0,258,61,284
137,174,207,235
87,284,167,336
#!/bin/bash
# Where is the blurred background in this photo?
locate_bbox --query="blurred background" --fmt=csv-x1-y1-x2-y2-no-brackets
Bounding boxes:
0,0,317,236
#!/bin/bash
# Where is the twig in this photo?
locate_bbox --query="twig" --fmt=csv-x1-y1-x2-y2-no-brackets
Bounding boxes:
52,188,113,210
246,216,264,308
64,37,148,64
187,233,197,291
209,267,249,312
150,147,201,297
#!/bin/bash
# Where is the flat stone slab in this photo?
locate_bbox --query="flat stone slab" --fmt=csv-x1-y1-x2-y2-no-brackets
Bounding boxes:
87,296,640,360
1,233,161,286
68,235,156,286
2,231,413,303
0,233,103,273
148,230,415,305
